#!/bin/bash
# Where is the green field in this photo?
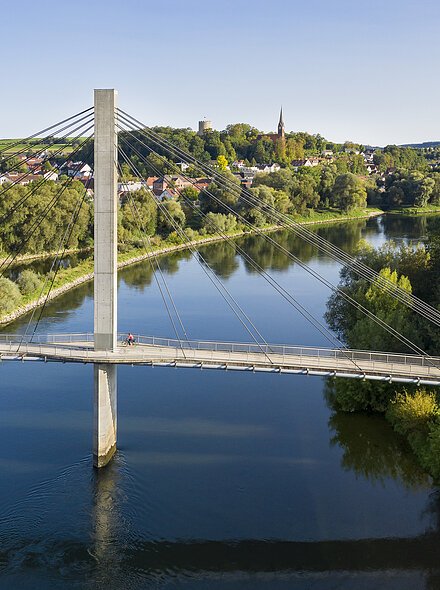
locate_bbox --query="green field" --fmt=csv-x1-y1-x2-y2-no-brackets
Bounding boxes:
0,137,89,156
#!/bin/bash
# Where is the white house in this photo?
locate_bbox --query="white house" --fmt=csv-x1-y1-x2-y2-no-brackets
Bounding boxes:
175,162,190,172
117,180,145,194
66,162,93,178
43,171,59,181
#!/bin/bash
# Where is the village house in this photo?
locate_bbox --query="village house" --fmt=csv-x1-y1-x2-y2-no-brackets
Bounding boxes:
146,176,158,190
156,188,177,201
304,157,321,167
64,161,93,180
117,180,146,195
0,171,58,185
153,174,195,197
175,162,190,172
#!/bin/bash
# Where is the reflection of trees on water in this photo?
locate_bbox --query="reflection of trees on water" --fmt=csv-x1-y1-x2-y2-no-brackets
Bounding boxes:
5,252,92,281
381,215,428,240
315,220,366,255
198,241,239,279
238,222,367,275
328,411,431,490
362,215,382,238
160,250,191,274
120,261,155,291
379,214,440,242
0,281,94,334
120,251,187,291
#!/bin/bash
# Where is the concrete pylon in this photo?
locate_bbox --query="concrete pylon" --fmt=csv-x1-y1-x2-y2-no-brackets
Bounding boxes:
93,89,118,468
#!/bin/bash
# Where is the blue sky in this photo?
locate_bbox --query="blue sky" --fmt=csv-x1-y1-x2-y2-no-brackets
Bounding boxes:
2,0,440,145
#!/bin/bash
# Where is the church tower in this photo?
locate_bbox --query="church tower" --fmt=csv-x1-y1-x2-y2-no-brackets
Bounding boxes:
278,107,285,140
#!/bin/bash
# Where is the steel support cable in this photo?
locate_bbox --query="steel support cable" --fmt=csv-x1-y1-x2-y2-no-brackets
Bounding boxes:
0,106,93,158
129,148,365,373
117,110,440,327
19,175,93,347
0,127,94,228
168,154,438,325
0,110,94,171
0,115,94,196
117,115,435,346
117,134,365,373
116,160,190,356
0,140,94,278
118,112,440,326
117,125,435,362
118,143,274,364
0,120,93,214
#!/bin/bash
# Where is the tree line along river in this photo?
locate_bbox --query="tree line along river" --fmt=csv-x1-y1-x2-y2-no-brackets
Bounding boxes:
0,213,439,590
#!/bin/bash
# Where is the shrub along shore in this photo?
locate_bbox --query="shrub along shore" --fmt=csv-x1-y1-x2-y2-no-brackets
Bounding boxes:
0,208,382,326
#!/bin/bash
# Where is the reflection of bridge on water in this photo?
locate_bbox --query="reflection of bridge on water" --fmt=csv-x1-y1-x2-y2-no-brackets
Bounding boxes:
2,333,440,386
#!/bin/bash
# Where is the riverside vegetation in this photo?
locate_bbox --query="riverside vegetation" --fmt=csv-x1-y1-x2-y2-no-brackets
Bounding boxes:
325,219,440,480
0,148,386,320
3,130,440,318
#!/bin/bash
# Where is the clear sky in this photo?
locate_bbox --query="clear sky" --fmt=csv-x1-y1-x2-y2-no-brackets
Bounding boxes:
2,0,440,146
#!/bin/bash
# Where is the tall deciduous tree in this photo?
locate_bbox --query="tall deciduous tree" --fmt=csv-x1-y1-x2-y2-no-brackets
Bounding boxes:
331,173,367,212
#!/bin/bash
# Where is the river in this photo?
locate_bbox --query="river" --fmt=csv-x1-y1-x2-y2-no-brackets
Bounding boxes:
0,214,439,589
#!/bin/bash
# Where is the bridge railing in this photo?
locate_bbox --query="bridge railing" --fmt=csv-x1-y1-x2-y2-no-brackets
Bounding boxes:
0,332,439,372
0,333,94,345
129,334,440,371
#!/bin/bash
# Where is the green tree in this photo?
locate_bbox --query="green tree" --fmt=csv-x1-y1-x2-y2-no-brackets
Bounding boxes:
120,190,157,240
0,277,22,314
179,186,199,201
331,173,367,212
17,269,42,296
157,200,186,236
199,172,241,215
202,212,238,234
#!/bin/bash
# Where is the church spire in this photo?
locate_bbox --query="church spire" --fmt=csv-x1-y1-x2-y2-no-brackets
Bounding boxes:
278,106,285,139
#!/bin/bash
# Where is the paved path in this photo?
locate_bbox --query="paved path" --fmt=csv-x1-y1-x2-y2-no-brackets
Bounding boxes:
1,334,439,385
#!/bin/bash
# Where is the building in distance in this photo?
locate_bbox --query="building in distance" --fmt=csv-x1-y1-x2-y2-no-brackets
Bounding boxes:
198,119,212,136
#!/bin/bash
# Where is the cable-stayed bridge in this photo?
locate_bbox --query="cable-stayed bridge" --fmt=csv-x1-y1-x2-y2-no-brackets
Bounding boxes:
1,333,440,386
1,89,439,467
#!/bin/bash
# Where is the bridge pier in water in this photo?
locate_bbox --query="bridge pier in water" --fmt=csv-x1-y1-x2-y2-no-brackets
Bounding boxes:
93,89,118,468
93,365,117,467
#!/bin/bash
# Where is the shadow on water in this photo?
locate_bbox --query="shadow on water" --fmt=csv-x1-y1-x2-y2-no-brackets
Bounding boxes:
196,221,369,279
0,281,94,335
0,449,439,589
329,412,431,490
378,214,440,243
4,252,91,282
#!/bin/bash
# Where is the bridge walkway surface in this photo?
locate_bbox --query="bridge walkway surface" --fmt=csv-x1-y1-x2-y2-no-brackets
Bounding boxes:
0,334,439,386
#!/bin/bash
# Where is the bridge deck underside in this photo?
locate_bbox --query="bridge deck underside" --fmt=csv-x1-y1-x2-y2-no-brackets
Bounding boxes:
1,339,439,385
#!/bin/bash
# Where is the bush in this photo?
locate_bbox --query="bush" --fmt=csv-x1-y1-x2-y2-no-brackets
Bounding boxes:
386,389,439,436
202,212,238,235
17,269,42,296
324,378,395,413
0,277,22,314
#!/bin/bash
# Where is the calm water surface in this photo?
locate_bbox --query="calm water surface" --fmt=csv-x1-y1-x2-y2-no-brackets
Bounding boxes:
1,214,440,589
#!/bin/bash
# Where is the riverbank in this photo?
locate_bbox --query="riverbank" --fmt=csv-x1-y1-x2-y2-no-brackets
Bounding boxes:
387,205,440,215
0,208,384,326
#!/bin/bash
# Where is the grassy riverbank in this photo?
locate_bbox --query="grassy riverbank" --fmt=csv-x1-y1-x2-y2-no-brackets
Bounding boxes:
387,204,440,215
0,207,383,325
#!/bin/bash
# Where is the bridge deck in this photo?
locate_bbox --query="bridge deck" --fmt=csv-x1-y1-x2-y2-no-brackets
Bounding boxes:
0,334,439,385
